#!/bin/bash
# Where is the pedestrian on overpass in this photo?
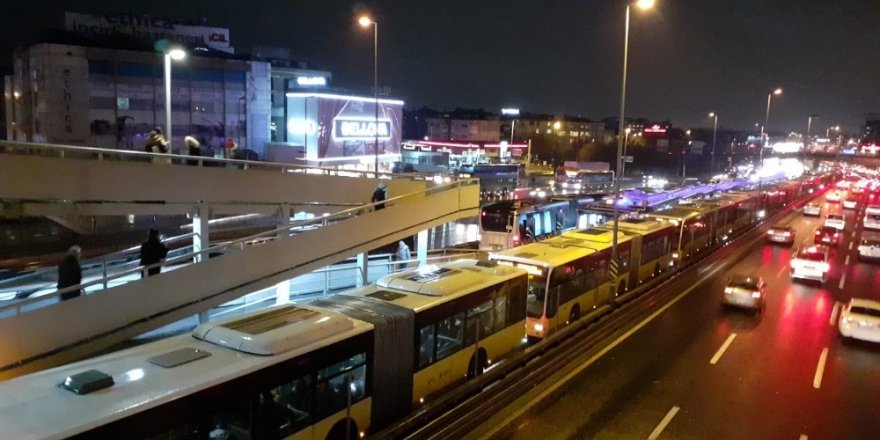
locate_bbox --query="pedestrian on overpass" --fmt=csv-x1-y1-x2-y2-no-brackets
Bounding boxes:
372,181,388,210
57,245,83,301
139,228,169,277
395,241,412,270
184,135,201,166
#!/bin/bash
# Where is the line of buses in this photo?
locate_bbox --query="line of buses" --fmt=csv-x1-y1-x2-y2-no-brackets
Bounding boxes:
0,176,832,440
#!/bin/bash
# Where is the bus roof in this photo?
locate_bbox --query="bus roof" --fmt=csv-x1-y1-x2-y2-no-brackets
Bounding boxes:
647,205,706,222
560,227,633,249
598,217,669,234
339,259,526,313
0,304,371,440
491,239,596,269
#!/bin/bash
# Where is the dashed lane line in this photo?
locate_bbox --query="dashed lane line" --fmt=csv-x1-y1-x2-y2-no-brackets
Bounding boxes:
845,255,851,265
830,302,841,325
839,273,847,290
647,406,680,440
813,347,829,389
710,333,738,365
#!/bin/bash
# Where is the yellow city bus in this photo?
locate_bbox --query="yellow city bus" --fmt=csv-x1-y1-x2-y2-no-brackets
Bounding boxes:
320,259,528,406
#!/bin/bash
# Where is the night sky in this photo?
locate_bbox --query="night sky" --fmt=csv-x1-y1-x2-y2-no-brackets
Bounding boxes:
2,0,878,133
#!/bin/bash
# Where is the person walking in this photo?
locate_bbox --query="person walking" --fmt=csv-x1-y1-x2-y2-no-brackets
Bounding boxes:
139,228,169,277
57,245,83,301
395,240,412,271
184,135,201,166
145,128,170,164
371,181,388,210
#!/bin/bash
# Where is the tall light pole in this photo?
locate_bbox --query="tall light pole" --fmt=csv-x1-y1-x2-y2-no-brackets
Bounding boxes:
760,88,782,166
805,115,816,164
612,0,655,287
164,48,186,150
621,127,632,180
359,15,380,176
709,112,718,175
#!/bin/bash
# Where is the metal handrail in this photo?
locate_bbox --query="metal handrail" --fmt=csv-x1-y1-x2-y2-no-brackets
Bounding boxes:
0,232,197,290
0,178,479,315
0,140,441,181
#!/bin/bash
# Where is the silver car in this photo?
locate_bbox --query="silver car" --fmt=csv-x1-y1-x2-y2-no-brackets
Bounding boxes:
723,275,767,311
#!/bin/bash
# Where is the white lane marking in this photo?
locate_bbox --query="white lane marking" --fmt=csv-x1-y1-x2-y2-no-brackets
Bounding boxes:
776,264,789,278
830,302,841,325
845,255,851,265
481,254,732,438
648,406,680,440
849,242,854,250
838,273,847,290
800,435,809,440
710,333,738,365
813,347,829,389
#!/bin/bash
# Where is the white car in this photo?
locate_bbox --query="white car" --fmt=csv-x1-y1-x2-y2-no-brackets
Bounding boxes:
826,192,843,202
839,298,880,343
803,203,822,217
843,199,859,210
867,205,880,216
858,235,880,261
824,214,846,230
790,245,831,284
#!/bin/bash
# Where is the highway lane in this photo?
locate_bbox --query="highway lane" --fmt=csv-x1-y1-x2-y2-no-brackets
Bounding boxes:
496,191,880,439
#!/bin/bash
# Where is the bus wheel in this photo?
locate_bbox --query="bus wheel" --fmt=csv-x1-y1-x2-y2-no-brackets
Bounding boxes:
326,418,358,440
568,305,581,324
468,348,489,378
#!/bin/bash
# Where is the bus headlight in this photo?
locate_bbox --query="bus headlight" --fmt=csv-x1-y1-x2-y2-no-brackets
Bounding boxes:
533,323,544,332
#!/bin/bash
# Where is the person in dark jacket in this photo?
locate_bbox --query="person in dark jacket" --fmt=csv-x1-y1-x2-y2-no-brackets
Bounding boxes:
140,228,169,277
371,181,387,210
57,245,83,301
184,135,201,166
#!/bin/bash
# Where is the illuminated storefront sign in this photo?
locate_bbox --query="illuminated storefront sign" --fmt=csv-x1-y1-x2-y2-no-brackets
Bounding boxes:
333,118,391,140
296,76,328,86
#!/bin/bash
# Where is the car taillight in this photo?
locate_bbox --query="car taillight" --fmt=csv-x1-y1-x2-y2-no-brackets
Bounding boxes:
512,235,520,243
767,230,775,235
834,232,839,237
783,231,791,237
751,291,761,298
819,262,830,272
724,287,734,294
815,230,820,235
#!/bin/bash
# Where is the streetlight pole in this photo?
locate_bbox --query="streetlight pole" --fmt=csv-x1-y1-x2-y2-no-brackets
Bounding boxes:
758,88,781,212
709,112,718,175
805,115,815,165
163,48,186,150
612,0,654,288
359,15,380,176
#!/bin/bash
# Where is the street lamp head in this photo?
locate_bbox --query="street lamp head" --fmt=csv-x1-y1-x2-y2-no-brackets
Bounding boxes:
686,129,692,136
625,127,632,134
635,0,656,10
168,48,186,60
358,16,374,27
772,88,782,95
553,121,562,130
709,112,715,118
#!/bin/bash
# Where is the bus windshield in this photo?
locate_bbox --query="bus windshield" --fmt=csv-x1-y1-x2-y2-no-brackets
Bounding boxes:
526,280,547,318
481,205,513,232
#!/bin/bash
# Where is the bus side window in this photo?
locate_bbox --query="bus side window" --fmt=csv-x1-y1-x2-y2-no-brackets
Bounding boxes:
465,300,494,345
435,313,465,361
315,353,368,419
493,293,508,333
269,374,314,435
419,324,436,368
507,279,527,323
546,287,559,318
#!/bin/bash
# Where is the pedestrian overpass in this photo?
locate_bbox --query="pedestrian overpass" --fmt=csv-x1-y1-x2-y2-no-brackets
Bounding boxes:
0,141,480,379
